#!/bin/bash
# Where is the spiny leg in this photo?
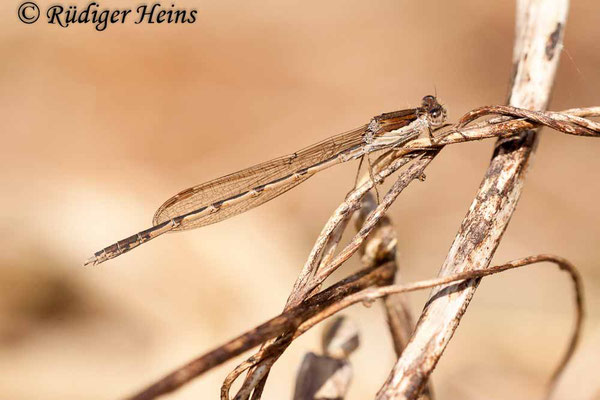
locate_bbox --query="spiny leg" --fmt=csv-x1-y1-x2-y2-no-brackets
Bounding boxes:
428,122,453,146
353,154,365,190
366,153,381,204
427,124,436,145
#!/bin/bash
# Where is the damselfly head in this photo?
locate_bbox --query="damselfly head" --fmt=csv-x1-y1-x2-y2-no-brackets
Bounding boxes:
421,95,447,127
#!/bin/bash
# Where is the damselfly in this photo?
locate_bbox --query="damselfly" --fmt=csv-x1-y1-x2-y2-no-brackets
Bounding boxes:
85,95,446,266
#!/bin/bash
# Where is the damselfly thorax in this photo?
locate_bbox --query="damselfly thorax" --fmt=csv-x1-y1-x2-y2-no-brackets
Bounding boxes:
85,95,446,266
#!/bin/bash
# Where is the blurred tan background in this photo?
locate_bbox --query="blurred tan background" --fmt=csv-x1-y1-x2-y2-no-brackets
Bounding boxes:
1,0,599,399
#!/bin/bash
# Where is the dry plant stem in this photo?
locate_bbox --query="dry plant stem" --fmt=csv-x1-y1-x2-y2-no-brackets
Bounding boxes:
294,254,583,392
234,154,421,399
355,195,420,374
230,102,600,398
311,150,439,290
127,253,582,400
457,105,600,135
127,263,396,400
127,104,600,400
234,161,409,400
238,102,600,398
355,193,434,400
288,153,419,306
125,100,600,400
221,334,293,400
355,194,413,355
354,192,398,268
234,154,439,397
130,43,600,400
240,152,437,399
401,106,600,151
239,362,270,400
235,210,355,400
376,1,569,399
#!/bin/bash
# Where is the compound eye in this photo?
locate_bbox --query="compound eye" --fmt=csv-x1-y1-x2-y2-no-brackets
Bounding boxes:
422,95,435,106
428,106,446,126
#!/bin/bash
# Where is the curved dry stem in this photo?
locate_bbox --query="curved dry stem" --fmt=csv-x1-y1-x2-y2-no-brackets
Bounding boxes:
126,263,396,400
126,254,582,400
234,153,420,399
222,357,258,400
457,105,600,135
221,335,293,400
310,151,439,288
127,102,600,400
400,106,600,151
235,153,423,399
287,152,419,305
231,104,600,399
296,254,583,397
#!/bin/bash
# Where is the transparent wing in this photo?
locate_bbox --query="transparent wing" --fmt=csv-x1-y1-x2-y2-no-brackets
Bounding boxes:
153,125,369,230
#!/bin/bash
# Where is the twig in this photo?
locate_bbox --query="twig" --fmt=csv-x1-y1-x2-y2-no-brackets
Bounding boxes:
231,100,600,398
126,254,583,400
400,106,600,151
232,153,422,399
235,149,436,398
457,105,600,135
234,204,355,400
354,193,434,400
287,153,419,305
311,151,439,289
230,153,439,398
375,1,570,399
227,102,600,399
124,10,600,396
123,102,600,400
295,254,583,392
127,263,395,400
